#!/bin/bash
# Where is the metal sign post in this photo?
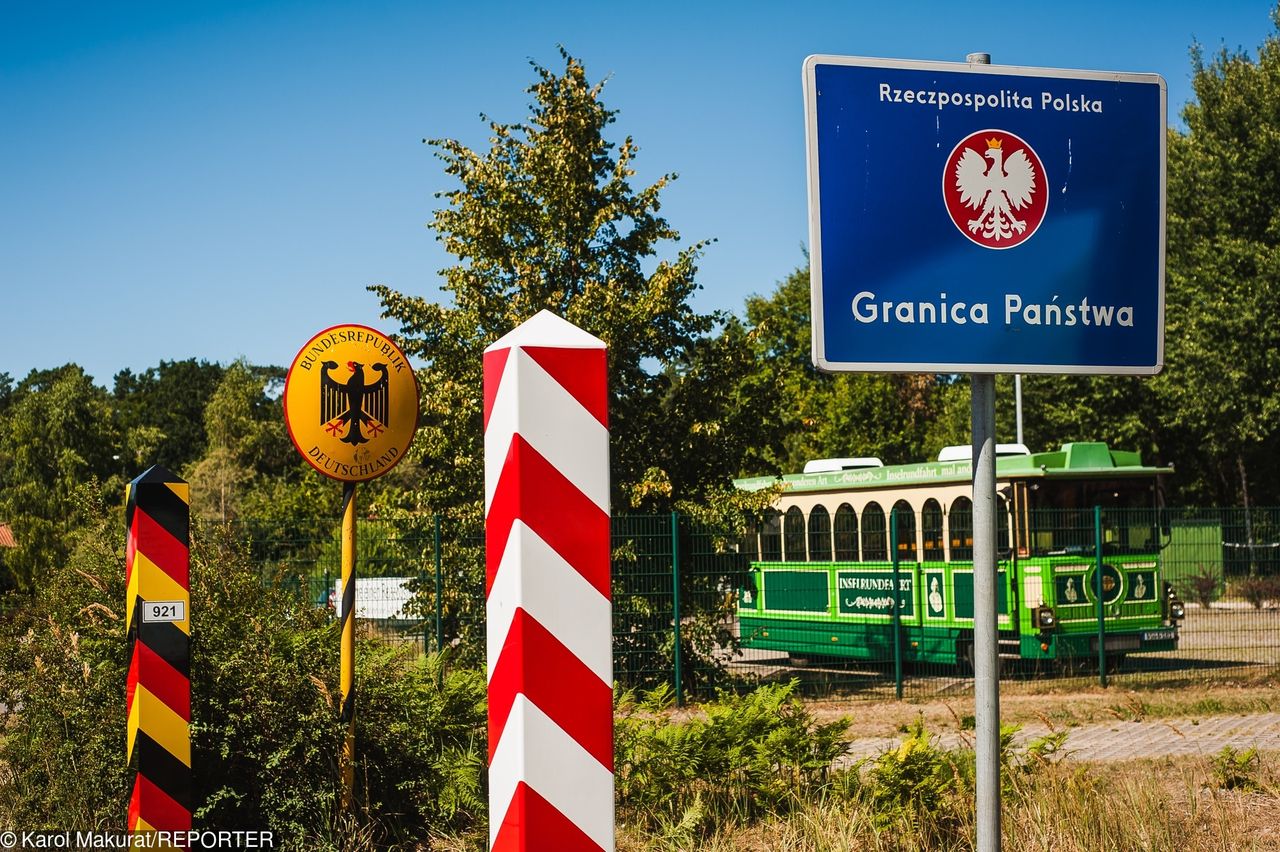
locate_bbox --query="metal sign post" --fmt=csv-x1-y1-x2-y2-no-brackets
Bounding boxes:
339,481,357,809
283,324,420,813
971,375,1000,852
965,49,1002,852
802,48,1167,851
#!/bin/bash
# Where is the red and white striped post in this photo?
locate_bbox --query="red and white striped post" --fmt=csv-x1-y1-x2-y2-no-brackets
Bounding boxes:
484,310,613,852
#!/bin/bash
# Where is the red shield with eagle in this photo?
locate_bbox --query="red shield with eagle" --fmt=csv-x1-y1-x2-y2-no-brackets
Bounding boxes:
942,129,1047,250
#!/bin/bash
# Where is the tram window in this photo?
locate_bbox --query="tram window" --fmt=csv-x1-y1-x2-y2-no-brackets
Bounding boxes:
862,502,887,561
950,497,974,561
760,510,782,561
834,504,859,561
922,499,944,561
808,505,832,561
892,499,918,561
1026,478,1159,555
784,506,806,561
997,494,1011,554
742,518,759,559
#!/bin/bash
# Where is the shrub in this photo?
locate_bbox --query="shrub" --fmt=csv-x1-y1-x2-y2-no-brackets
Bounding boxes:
350,645,487,847
1230,574,1280,609
1210,745,1263,792
862,719,968,832
615,680,851,836
0,498,131,827
609,687,1085,849
1177,564,1223,609
0,497,487,849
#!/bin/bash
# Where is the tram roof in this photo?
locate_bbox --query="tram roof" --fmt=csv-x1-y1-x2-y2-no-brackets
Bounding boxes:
733,442,1172,494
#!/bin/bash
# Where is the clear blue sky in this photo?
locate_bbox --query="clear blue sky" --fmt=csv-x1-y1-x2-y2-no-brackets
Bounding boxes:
3,0,1275,386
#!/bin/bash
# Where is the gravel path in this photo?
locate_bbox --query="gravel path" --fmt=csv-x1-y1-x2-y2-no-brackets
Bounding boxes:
844,712,1280,762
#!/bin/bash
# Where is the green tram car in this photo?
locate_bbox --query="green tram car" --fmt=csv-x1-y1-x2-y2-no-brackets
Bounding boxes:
733,442,1187,671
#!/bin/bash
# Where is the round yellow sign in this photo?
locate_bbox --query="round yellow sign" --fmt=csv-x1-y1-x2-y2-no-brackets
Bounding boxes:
283,324,420,482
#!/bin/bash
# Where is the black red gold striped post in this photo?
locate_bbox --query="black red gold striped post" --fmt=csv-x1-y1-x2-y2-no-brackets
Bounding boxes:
125,466,192,837
339,481,357,811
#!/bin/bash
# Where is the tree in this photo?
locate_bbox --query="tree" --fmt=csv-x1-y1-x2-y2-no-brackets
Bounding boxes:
0,366,122,592
0,372,13,416
644,316,780,502
113,359,226,472
372,49,719,514
737,264,1183,472
1157,14,1280,507
185,361,291,523
1013,373,1161,464
732,266,949,474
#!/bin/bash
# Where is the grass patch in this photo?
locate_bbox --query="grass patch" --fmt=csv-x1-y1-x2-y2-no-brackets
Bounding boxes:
807,681,1278,740
617,750,1280,851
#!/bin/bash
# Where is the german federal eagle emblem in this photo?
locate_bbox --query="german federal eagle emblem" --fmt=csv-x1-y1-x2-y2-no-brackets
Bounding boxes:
320,360,390,445
284,324,419,483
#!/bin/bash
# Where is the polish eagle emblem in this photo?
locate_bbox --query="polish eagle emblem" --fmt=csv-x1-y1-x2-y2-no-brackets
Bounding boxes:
943,130,1047,249
320,360,389,446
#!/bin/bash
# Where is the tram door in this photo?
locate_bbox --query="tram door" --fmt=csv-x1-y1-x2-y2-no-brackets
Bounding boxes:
1012,481,1031,558
999,485,1023,625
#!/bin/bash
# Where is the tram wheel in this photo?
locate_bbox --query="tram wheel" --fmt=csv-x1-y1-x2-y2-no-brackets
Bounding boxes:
1059,653,1126,676
958,643,1009,677
957,642,975,676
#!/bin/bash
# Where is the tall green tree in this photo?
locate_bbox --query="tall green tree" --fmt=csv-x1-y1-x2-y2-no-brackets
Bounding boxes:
0,365,122,592
1158,13,1280,506
1013,373,1160,464
733,266,948,474
644,315,780,505
373,49,719,513
185,361,292,523
113,359,226,472
0,372,14,417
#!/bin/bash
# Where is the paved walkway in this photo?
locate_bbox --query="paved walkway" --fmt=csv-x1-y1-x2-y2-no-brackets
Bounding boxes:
845,712,1280,762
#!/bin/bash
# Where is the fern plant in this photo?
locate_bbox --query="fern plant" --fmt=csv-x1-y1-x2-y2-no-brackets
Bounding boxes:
1210,745,1263,792
615,680,852,837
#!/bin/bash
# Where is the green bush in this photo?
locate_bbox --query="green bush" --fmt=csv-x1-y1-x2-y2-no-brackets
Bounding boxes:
1177,564,1223,609
351,645,487,847
1210,745,1263,792
0,498,487,849
861,719,969,835
185,526,342,837
0,504,131,827
615,695,1075,847
1230,575,1280,609
615,680,851,837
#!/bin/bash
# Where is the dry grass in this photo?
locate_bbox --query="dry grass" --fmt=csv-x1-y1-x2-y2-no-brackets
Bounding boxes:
802,681,1277,739
617,752,1280,851
320,680,1280,850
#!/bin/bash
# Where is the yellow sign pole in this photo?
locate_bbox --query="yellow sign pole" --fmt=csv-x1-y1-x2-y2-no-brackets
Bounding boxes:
282,324,420,817
339,481,357,810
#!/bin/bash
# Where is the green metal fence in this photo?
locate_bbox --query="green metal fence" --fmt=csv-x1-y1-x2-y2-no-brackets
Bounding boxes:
247,507,1280,703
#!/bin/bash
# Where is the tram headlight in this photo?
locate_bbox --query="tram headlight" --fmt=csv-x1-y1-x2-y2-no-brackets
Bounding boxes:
1170,598,1186,621
1035,605,1057,630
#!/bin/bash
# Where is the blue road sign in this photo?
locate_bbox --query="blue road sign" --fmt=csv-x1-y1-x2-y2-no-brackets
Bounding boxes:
805,56,1166,375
